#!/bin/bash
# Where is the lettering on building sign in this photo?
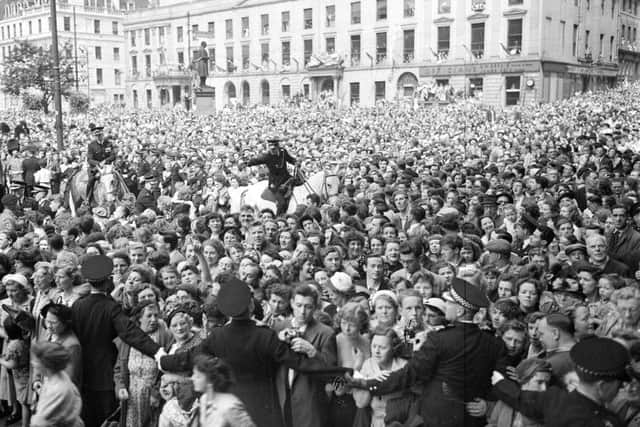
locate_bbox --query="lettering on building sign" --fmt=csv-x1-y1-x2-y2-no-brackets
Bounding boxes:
471,0,486,12
419,61,540,77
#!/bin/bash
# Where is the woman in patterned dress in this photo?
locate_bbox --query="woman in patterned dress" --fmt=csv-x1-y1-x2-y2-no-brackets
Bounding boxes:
167,307,202,356
0,274,33,423
114,301,171,427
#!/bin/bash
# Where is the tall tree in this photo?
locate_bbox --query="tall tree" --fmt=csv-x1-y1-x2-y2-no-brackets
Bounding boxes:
1,40,75,113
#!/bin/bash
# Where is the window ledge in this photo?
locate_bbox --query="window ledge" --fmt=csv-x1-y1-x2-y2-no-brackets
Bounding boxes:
468,13,489,21
503,8,527,17
434,17,454,24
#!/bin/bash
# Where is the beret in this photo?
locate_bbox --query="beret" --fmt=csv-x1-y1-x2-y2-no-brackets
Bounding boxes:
565,243,587,256
485,239,511,255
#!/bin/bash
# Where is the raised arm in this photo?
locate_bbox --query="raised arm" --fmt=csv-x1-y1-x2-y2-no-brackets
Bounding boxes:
246,153,269,167
283,149,297,165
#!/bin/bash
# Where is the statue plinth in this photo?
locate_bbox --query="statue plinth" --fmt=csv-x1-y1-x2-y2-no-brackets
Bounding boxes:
194,88,215,115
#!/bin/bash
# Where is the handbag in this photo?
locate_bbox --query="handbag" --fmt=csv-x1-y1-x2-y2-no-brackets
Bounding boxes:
100,402,125,427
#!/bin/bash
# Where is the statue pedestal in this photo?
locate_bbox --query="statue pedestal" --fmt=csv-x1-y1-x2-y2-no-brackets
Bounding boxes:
194,88,215,115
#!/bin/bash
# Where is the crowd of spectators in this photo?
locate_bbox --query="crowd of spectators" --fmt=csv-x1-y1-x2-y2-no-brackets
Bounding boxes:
0,83,638,426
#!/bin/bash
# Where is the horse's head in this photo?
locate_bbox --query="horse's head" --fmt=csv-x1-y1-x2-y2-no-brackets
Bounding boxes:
324,174,341,197
98,168,118,203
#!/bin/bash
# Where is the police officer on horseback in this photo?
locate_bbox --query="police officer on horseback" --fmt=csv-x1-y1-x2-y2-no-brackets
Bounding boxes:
86,124,116,205
246,136,300,215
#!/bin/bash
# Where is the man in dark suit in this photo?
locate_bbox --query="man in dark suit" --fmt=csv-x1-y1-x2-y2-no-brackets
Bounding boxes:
276,284,337,427
349,278,508,427
159,274,335,427
71,255,165,427
135,174,157,214
608,205,640,270
21,145,40,197
586,233,631,277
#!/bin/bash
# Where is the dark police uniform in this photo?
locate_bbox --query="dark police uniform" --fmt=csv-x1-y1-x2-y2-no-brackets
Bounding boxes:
362,278,508,427
86,131,116,202
493,336,629,427
135,174,157,214
247,138,297,214
160,276,331,427
71,255,162,427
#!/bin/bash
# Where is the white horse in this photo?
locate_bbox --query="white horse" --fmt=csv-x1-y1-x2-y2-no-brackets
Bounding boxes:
238,171,340,214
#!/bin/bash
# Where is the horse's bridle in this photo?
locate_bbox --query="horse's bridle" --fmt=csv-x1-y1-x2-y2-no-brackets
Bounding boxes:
320,173,339,199
299,170,338,200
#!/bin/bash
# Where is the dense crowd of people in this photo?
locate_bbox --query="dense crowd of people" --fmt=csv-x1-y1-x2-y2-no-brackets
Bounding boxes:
0,83,638,427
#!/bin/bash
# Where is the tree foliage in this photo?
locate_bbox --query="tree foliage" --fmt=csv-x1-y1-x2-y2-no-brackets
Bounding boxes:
1,40,75,113
21,87,45,110
68,90,89,113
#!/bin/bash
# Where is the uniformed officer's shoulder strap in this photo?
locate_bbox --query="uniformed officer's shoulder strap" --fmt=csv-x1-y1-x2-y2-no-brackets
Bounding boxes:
431,323,456,335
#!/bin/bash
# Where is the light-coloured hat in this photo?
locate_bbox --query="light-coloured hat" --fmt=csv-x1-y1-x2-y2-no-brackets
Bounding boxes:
425,297,447,315
371,290,398,306
329,272,353,294
2,273,29,289
93,207,108,218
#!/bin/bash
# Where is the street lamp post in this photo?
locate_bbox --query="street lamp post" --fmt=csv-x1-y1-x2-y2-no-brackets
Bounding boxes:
49,0,64,150
73,5,79,91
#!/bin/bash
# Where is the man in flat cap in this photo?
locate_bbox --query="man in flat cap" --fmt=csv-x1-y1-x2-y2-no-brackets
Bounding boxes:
135,173,158,214
349,278,508,427
159,274,335,427
71,255,166,427
86,125,116,206
491,336,629,426
246,137,300,215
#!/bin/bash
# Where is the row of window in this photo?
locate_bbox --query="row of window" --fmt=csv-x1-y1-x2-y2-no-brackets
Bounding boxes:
0,17,117,40
622,0,639,14
132,19,522,72
61,16,119,35
345,76,520,106
0,19,41,40
621,24,638,41
92,46,120,61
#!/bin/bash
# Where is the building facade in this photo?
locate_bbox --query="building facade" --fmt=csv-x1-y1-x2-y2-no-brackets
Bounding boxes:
0,0,629,110
618,0,640,81
123,0,623,110
0,0,126,109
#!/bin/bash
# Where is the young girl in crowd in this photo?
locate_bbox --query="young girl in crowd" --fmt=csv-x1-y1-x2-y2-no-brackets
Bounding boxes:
191,355,255,427
1,312,32,427
353,327,407,427
29,342,83,427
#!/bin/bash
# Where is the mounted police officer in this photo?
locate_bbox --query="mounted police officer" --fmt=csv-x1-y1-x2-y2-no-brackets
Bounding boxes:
86,124,116,205
246,137,300,215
